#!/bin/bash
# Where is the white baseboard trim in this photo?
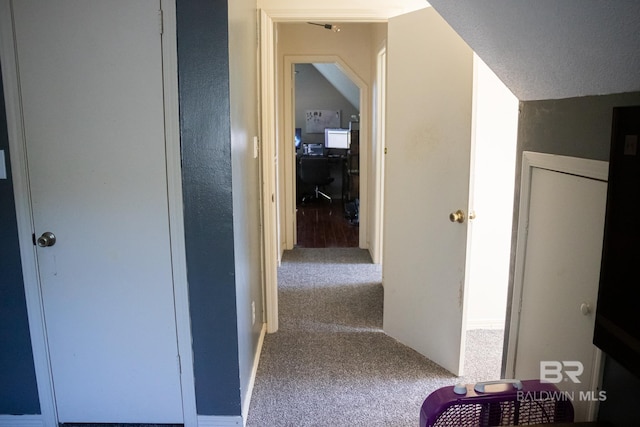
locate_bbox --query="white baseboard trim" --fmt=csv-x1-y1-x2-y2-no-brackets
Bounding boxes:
0,415,45,426
242,323,267,425
197,324,266,427
466,319,506,330
197,415,243,427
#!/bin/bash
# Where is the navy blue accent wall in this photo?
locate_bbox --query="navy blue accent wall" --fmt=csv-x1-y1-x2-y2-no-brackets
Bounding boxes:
0,65,41,414
176,0,241,415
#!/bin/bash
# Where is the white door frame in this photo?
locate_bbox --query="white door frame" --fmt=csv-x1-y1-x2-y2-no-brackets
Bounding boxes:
0,2,196,425
371,46,387,264
282,55,369,250
259,8,383,333
505,151,608,420
259,9,280,333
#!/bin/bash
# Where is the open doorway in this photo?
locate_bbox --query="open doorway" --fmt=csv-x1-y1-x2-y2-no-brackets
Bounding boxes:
277,23,378,257
280,49,371,253
463,54,519,379
293,63,360,247
262,14,518,380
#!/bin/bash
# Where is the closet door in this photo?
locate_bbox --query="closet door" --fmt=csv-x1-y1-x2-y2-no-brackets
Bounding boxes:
510,154,607,422
13,0,183,422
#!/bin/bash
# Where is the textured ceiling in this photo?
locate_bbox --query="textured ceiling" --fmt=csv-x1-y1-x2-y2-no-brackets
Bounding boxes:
427,0,640,100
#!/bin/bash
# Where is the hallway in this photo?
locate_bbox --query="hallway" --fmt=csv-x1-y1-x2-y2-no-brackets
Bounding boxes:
246,248,503,426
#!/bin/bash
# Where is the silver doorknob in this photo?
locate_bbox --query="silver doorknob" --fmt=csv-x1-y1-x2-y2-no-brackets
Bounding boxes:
449,210,465,223
37,232,56,247
580,302,592,316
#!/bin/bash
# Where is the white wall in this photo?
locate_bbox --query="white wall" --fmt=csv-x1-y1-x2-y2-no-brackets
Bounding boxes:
228,0,264,418
465,55,518,330
368,24,388,263
277,23,374,98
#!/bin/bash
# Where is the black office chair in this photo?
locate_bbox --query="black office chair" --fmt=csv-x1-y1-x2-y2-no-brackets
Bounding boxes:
299,156,334,203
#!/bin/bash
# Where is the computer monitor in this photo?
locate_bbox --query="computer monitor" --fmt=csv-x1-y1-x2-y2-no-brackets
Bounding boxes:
295,127,302,149
303,143,324,156
324,128,350,149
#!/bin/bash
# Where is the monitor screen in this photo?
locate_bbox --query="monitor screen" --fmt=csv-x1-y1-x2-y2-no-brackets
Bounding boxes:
325,128,350,149
303,143,324,156
295,128,302,148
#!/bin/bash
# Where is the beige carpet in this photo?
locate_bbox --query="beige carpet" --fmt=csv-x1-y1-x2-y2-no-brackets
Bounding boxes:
246,248,504,427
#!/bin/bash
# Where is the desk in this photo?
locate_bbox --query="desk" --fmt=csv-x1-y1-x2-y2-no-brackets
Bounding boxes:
295,145,359,224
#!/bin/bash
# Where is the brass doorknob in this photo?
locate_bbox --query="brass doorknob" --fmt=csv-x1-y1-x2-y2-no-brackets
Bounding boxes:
449,210,465,223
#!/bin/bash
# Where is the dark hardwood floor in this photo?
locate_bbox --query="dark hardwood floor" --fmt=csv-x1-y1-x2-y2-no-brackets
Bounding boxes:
296,199,359,248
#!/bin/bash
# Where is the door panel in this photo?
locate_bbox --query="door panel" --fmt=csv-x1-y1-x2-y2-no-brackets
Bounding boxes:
13,0,183,422
514,167,607,421
383,8,474,375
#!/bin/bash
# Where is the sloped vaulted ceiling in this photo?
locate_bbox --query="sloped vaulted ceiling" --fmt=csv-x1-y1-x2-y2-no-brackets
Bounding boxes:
427,0,640,101
312,63,360,110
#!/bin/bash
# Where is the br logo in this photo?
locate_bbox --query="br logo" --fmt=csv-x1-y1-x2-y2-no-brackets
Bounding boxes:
540,361,584,383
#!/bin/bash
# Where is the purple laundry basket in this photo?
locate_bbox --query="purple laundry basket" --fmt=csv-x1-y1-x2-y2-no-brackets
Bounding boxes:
420,379,574,427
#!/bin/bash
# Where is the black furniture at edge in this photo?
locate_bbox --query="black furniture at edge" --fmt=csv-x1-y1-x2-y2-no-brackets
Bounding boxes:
299,155,334,203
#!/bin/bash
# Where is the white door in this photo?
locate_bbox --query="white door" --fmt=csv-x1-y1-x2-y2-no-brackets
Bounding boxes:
510,155,607,421
12,1,183,423
383,8,474,375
